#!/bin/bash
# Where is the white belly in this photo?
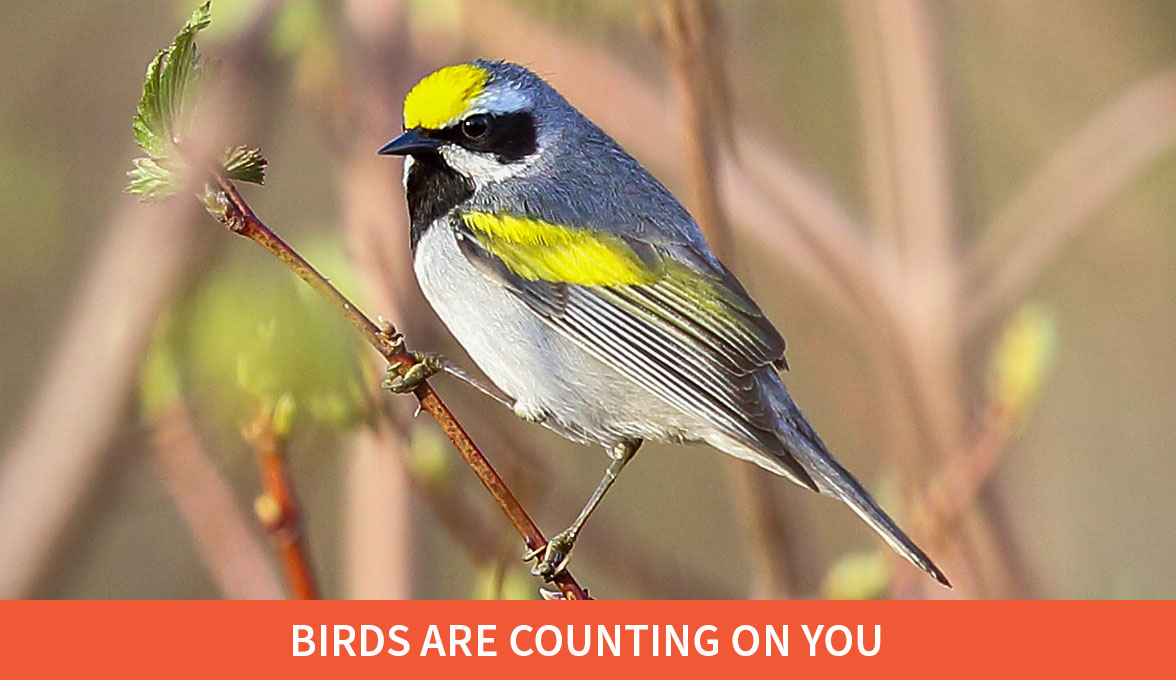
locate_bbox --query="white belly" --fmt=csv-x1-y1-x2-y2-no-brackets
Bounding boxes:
412,223,696,448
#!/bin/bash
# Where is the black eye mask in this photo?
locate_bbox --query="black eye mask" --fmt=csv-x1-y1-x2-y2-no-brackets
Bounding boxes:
425,111,537,163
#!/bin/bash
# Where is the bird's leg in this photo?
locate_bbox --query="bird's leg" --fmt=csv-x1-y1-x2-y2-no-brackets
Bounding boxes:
438,359,515,408
382,351,514,409
526,439,642,581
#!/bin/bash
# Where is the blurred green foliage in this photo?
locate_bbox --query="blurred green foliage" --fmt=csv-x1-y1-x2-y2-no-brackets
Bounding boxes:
405,425,454,491
141,240,370,439
472,560,541,600
822,551,891,600
987,303,1057,420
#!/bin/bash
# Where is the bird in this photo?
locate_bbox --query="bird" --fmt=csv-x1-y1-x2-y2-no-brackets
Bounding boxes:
378,59,950,589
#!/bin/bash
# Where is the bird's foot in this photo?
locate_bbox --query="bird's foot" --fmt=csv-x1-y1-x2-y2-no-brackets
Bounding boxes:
382,352,445,393
523,529,577,582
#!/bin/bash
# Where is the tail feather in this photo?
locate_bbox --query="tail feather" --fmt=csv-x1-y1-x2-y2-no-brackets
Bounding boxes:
788,432,952,588
763,378,951,588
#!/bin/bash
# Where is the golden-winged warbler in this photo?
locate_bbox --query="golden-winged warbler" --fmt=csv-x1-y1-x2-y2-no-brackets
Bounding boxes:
379,60,949,588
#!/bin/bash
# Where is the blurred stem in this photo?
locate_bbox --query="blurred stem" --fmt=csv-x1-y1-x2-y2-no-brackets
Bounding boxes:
840,0,930,501
152,401,284,600
922,404,1013,541
962,69,1176,333
656,0,728,240
850,0,964,468
888,400,1029,596
244,410,318,600
343,424,412,599
654,0,794,598
0,197,207,598
336,0,416,602
841,0,1019,598
207,173,590,600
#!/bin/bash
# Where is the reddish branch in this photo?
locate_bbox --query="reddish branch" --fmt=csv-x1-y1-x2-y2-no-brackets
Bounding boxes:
244,412,318,600
210,173,590,600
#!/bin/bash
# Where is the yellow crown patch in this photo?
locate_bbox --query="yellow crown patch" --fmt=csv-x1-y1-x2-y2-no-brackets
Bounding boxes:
403,64,490,130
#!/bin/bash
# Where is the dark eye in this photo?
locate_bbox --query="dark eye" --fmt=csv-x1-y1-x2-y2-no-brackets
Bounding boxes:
461,114,491,140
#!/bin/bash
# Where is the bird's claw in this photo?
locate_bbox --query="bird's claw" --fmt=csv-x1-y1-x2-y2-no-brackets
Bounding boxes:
524,530,577,582
382,352,445,393
376,317,405,354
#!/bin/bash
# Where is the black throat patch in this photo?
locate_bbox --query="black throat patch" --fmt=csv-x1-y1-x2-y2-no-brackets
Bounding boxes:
403,111,538,249
405,153,474,250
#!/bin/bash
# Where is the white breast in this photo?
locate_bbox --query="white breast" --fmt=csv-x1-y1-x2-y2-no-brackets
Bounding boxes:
412,222,696,448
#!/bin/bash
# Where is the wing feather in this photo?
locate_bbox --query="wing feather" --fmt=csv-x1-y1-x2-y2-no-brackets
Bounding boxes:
453,215,815,489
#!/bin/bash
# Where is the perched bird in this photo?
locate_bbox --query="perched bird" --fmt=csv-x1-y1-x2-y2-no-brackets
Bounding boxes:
379,60,949,588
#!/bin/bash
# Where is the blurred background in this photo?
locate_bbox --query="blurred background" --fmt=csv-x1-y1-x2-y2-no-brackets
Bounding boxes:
1,0,1174,600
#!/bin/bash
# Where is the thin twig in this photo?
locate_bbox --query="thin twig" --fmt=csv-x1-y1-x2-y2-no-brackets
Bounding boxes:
244,410,318,600
888,401,1018,595
962,68,1176,333
209,173,590,600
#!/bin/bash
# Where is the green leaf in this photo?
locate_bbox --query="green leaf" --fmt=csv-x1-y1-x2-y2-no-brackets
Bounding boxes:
160,3,214,141
221,145,267,185
133,50,171,158
127,157,186,202
200,182,229,221
128,3,270,204
131,2,213,159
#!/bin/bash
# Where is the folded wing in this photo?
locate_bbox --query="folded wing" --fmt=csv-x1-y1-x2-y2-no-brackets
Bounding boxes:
453,212,816,491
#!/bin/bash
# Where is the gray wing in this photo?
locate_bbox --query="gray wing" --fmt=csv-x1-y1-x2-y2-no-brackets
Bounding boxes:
453,218,817,491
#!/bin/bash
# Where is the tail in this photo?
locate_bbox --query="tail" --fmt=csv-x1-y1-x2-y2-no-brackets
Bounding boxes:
765,380,951,588
787,429,951,588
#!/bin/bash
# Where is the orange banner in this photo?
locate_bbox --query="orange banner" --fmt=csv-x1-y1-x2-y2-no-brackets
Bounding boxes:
1,601,1166,677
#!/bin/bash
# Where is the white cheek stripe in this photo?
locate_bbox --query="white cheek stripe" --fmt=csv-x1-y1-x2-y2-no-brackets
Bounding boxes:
401,154,415,188
439,144,541,189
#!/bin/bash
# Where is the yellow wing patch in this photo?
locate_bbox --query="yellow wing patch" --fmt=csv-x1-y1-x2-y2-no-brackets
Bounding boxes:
462,212,659,286
403,64,490,130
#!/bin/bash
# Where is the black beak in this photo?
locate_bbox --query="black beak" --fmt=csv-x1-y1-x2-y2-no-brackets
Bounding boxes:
377,128,440,156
